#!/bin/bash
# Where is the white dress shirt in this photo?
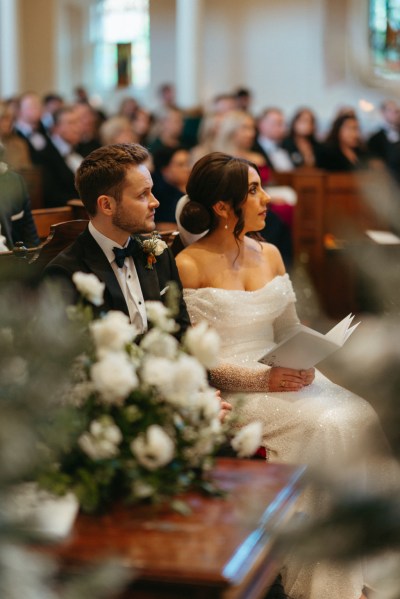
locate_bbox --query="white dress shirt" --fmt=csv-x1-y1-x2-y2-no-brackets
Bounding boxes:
257,136,294,172
50,134,83,173
88,222,148,332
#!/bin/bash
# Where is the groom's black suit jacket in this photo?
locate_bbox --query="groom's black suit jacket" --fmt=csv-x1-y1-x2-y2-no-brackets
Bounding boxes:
44,227,190,335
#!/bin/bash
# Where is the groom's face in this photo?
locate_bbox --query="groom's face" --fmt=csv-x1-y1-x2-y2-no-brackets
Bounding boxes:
112,164,160,234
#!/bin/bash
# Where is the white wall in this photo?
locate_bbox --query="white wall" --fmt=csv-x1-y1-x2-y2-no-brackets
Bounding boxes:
6,0,400,134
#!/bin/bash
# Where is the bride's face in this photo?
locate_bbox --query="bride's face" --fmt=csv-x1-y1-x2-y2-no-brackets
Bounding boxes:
241,167,270,233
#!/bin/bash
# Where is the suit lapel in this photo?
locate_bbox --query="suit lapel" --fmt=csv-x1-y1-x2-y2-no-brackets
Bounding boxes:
133,246,161,302
79,230,128,314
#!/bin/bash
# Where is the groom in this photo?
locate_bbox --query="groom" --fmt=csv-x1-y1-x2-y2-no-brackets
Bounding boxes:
44,143,190,335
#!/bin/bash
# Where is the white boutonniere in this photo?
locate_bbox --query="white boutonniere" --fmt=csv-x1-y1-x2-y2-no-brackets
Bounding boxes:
134,231,168,270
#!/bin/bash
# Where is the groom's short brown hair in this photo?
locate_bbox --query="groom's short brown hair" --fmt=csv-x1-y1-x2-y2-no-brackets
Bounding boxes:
75,143,149,216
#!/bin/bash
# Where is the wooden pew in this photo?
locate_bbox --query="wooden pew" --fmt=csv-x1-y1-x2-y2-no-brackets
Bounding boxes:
32,206,74,240
17,166,44,209
291,168,396,317
34,219,89,270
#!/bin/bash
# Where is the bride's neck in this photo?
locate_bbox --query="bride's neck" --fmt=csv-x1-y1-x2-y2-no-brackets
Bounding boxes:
204,227,246,254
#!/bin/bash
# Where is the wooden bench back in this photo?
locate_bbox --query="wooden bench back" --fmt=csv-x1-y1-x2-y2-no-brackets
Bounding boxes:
32,206,74,240
34,219,88,270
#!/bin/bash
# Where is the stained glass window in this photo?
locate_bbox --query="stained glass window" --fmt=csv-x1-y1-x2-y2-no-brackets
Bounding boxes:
370,0,400,78
90,0,150,90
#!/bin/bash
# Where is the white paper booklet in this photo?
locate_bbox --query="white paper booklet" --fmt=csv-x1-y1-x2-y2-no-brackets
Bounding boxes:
258,313,360,370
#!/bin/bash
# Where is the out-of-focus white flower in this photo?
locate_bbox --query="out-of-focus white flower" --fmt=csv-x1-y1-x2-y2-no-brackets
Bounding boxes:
231,421,263,458
90,311,137,354
72,271,105,306
140,327,178,359
79,416,122,460
141,354,207,406
91,351,138,405
145,301,177,332
1,356,28,386
130,424,175,470
0,543,57,599
184,321,220,369
132,480,154,499
193,389,221,420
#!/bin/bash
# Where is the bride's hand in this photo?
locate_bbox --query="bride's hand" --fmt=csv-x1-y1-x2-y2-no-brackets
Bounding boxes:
268,367,315,392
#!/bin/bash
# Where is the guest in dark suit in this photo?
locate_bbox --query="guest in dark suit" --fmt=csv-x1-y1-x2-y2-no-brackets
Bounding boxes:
14,91,50,164
367,99,400,183
36,106,84,207
0,163,40,249
44,143,190,335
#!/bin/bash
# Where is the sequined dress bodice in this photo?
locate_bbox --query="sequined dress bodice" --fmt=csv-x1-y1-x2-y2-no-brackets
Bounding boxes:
183,274,297,364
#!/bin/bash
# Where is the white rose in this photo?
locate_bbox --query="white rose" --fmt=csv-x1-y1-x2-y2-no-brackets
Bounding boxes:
184,322,220,369
154,239,168,256
90,311,138,354
130,424,175,470
140,328,178,359
78,416,122,460
165,354,207,404
194,389,221,420
231,421,263,458
145,301,177,332
72,272,105,306
141,354,207,407
141,356,176,388
91,351,138,405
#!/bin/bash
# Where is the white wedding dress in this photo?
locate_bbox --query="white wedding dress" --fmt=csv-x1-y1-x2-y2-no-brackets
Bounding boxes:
184,274,399,599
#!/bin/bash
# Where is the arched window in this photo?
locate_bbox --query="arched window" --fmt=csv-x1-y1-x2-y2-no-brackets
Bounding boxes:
370,0,400,78
90,0,150,92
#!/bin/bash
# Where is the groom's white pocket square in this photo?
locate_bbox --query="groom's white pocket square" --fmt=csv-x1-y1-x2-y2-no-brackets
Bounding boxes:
160,286,169,296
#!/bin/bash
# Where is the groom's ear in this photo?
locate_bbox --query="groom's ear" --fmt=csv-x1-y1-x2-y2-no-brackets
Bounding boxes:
97,194,114,216
212,201,229,219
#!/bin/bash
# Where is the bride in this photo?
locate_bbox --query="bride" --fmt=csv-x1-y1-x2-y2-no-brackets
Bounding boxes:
175,151,399,599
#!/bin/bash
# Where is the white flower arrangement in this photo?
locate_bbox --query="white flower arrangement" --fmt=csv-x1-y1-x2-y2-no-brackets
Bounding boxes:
37,272,262,513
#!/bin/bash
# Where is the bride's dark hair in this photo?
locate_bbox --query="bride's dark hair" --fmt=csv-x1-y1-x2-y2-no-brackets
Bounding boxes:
180,152,259,240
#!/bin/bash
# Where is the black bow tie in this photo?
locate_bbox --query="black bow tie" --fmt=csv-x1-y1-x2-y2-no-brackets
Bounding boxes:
112,238,137,268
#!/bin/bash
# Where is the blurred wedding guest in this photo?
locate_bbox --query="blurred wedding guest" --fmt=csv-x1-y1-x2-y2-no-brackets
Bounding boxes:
131,108,153,147
190,112,220,165
234,87,253,113
118,96,139,122
0,100,32,170
36,105,83,206
157,82,177,114
318,113,371,172
282,107,322,168
253,108,293,176
368,100,400,180
0,160,40,250
73,85,89,104
14,91,50,164
211,93,237,115
152,146,190,223
41,93,64,131
213,110,269,184
148,107,185,154
74,102,102,157
100,116,136,145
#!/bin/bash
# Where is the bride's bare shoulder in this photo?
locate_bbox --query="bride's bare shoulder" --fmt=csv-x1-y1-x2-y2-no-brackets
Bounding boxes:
260,240,286,275
175,246,204,288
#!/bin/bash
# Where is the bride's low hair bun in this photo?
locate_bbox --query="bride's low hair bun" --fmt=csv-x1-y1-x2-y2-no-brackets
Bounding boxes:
179,199,211,234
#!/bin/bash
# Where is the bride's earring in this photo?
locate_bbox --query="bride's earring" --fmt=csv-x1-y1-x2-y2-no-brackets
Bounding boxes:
224,223,228,230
